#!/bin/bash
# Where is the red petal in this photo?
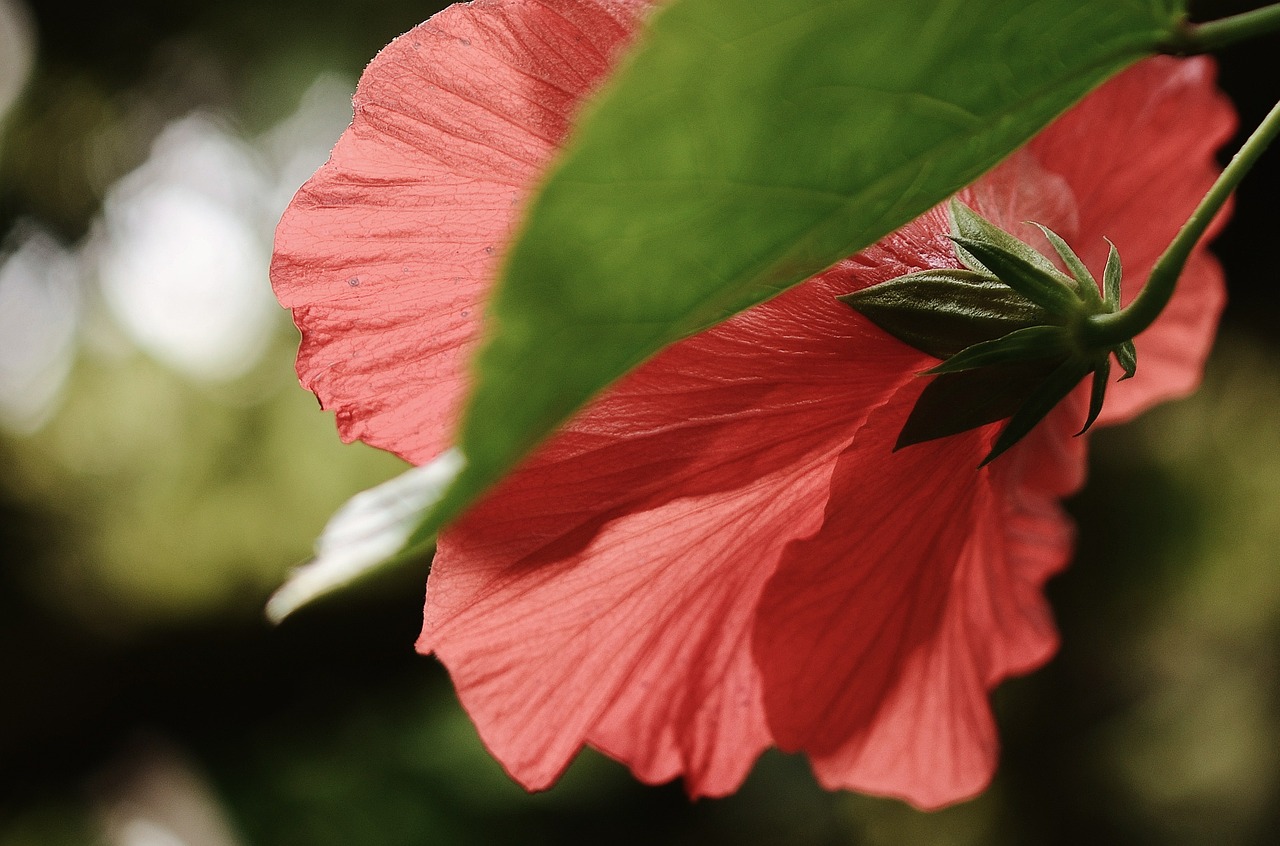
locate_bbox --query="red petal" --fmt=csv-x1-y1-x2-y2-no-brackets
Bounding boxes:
753,384,1082,810
418,111,1103,799
424,444,834,796
270,0,649,463
420,254,931,795
277,9,1230,805
1028,56,1235,424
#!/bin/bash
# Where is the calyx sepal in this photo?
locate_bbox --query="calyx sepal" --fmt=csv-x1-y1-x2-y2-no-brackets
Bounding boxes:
844,198,1141,465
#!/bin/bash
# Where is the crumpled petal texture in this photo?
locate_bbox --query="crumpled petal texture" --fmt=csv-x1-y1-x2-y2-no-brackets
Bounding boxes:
271,0,1234,809
271,0,650,464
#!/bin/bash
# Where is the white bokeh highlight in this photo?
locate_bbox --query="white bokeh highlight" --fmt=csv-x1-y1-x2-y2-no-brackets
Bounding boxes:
0,228,81,432
0,74,355,432
90,75,355,385
93,115,278,382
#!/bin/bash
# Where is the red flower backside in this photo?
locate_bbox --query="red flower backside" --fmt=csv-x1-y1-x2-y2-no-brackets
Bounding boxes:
271,0,1234,808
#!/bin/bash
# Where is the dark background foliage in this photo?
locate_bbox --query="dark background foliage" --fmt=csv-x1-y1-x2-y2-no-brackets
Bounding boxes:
0,1,1277,843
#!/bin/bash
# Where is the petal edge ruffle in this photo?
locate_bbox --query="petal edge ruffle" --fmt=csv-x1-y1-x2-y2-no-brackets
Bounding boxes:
270,0,651,463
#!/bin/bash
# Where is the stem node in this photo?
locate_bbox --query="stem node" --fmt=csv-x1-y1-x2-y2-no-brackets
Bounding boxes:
1158,3,1280,55
1086,97,1280,348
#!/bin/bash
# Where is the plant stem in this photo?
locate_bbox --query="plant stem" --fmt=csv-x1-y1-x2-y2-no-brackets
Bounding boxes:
1161,3,1280,54
1084,97,1280,347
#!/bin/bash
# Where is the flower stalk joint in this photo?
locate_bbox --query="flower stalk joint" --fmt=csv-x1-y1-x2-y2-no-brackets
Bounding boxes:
841,199,1137,465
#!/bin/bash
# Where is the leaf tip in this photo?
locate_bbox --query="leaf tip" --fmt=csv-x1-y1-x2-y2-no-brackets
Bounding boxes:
265,448,466,622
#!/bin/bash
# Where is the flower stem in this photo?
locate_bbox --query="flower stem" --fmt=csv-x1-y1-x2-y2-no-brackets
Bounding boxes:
1161,3,1280,54
1084,97,1280,347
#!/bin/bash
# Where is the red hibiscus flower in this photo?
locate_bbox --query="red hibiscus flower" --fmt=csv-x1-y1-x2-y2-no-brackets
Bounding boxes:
271,0,1234,809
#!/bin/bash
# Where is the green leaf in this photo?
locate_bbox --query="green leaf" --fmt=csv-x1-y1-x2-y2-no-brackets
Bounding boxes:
1116,339,1138,379
952,241,992,276
417,0,1187,544
1079,357,1112,435
982,357,1093,465
950,235,1082,313
950,200,1077,291
927,325,1070,374
946,202,1082,312
1103,239,1124,307
896,361,1058,450
1031,222,1103,304
838,268,1048,360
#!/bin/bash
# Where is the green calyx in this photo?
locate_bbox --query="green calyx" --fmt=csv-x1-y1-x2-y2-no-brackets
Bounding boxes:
840,198,1139,465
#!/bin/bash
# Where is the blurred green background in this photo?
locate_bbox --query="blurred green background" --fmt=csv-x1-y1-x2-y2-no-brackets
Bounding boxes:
1,0,1277,843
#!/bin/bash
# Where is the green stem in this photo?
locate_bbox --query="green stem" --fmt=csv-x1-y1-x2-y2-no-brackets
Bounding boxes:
1160,3,1280,55
1085,97,1280,347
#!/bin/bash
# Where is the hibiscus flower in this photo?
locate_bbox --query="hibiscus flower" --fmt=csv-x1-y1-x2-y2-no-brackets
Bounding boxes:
270,0,1234,809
